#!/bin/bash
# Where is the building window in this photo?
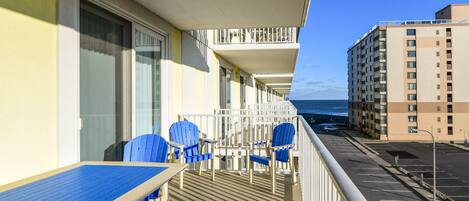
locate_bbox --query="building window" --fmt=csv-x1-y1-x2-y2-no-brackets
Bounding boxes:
437,106,441,111
437,84,440,89
407,40,416,47
408,115,417,122
407,61,417,68
437,62,440,68
408,94,417,100
408,126,418,133
437,95,441,100
436,30,440,35
407,72,417,79
436,51,440,57
408,51,416,57
407,29,416,36
437,128,441,133
448,116,453,124
437,73,440,78
448,126,453,135
436,41,440,46
448,105,453,113
408,83,417,90
437,117,441,122
408,104,417,111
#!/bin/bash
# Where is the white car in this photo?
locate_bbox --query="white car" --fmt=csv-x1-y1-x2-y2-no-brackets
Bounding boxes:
323,125,339,132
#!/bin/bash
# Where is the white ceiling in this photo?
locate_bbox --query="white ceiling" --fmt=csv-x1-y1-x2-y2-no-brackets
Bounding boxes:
135,0,309,30
214,44,299,74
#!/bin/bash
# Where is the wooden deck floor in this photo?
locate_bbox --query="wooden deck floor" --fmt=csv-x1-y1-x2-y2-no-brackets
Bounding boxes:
168,171,295,201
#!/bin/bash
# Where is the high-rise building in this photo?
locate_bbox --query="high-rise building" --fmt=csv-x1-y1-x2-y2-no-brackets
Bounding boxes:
348,4,469,141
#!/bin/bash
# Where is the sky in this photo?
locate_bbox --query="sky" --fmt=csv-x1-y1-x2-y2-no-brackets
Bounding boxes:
289,0,469,100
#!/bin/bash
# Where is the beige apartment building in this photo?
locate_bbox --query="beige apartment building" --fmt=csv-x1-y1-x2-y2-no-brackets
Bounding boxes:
348,4,469,141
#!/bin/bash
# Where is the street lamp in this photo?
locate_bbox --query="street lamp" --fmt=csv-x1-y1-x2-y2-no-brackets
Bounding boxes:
413,128,436,201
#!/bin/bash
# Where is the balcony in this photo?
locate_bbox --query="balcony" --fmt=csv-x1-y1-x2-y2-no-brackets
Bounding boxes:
213,28,299,75
374,76,386,82
215,28,297,45
178,101,365,201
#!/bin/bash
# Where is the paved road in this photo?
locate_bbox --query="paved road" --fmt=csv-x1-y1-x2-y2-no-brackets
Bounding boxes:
313,125,425,201
366,142,469,201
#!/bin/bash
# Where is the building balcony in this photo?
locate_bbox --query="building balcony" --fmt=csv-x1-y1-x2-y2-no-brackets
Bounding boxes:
177,101,365,201
215,28,297,45
213,28,299,75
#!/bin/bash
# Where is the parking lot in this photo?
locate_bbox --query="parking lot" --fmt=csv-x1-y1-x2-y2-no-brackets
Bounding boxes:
366,142,469,201
313,125,425,201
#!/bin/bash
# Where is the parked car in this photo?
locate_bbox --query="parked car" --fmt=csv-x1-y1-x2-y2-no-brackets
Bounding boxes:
323,125,339,132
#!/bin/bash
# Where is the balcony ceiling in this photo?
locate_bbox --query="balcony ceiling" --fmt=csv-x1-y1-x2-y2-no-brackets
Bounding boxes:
214,44,299,74
134,0,310,30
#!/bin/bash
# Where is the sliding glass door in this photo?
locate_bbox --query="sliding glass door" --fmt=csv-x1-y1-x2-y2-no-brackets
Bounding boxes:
219,67,231,109
79,2,165,161
79,4,130,161
133,25,163,136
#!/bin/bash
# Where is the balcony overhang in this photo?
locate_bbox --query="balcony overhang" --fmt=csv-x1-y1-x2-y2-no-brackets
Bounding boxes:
134,0,310,30
214,44,299,74
254,73,293,84
273,88,291,95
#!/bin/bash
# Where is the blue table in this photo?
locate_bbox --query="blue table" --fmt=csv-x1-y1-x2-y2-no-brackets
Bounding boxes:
0,162,187,201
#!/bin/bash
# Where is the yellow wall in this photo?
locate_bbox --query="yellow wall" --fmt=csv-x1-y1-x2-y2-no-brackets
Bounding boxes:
0,0,58,185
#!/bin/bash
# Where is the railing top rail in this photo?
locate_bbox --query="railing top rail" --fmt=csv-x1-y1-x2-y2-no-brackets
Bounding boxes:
378,19,467,26
216,108,296,111
299,116,367,201
215,27,298,45
181,113,298,118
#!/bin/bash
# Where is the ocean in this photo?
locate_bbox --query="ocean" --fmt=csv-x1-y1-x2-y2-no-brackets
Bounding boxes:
291,100,348,117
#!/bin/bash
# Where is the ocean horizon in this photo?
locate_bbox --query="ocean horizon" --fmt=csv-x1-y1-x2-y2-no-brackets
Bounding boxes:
290,100,348,117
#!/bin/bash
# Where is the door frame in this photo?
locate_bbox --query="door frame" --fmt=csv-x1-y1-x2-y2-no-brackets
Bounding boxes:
58,0,171,165
131,23,166,138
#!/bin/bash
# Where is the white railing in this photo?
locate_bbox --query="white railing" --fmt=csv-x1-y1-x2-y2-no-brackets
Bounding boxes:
379,19,467,26
215,27,297,44
179,101,365,200
298,116,366,201
179,113,298,171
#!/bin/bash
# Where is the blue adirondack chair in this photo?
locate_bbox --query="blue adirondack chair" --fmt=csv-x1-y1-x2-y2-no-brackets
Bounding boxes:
248,122,297,193
123,134,169,200
169,121,216,189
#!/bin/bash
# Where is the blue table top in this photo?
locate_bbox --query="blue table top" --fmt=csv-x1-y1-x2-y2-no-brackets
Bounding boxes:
0,165,167,201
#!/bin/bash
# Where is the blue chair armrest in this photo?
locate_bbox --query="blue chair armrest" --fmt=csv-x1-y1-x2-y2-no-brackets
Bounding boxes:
168,141,184,150
201,138,217,143
168,141,184,154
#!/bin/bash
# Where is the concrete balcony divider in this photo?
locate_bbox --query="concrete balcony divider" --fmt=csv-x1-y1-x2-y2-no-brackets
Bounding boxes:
179,101,365,200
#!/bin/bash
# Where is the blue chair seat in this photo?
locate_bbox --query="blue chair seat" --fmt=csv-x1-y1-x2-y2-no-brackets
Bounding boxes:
185,153,213,163
249,155,270,166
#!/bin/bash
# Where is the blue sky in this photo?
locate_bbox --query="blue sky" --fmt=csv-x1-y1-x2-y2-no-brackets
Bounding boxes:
289,0,469,100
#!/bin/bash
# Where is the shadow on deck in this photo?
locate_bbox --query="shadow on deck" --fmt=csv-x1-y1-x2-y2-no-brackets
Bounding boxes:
168,171,295,201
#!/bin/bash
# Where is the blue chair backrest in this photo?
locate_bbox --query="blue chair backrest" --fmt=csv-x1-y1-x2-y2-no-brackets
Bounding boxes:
123,134,169,163
271,123,295,162
169,121,200,158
